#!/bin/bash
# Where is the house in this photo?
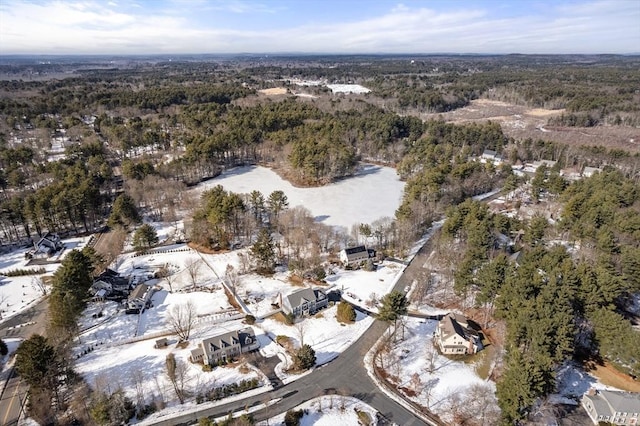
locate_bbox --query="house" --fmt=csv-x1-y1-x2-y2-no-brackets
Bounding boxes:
126,284,154,312
582,389,640,425
480,149,503,165
190,328,259,365
434,313,483,355
26,232,65,259
523,159,558,174
339,246,376,266
282,287,328,318
90,269,131,299
582,166,603,178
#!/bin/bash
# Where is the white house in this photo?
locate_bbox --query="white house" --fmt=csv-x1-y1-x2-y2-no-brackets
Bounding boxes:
434,313,483,355
339,246,376,266
126,284,154,312
582,389,640,425
282,288,328,318
582,166,603,178
480,149,503,165
190,328,260,365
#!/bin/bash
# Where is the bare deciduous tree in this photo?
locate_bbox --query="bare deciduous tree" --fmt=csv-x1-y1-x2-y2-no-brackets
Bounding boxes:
225,264,240,296
157,264,175,293
425,342,438,374
165,353,188,404
185,257,202,289
409,372,422,393
167,301,197,341
30,277,48,296
131,370,147,411
294,320,307,347
0,293,8,320
237,252,251,274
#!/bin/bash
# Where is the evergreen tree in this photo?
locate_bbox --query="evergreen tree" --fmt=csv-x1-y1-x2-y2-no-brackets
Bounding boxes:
250,228,276,273
108,193,141,228
293,344,316,370
267,190,289,224
15,334,58,390
49,249,93,333
133,224,159,252
336,301,356,323
377,290,408,328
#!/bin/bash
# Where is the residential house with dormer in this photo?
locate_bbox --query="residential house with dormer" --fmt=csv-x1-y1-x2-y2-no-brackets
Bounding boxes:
434,313,483,355
190,328,259,365
282,288,328,318
582,389,640,425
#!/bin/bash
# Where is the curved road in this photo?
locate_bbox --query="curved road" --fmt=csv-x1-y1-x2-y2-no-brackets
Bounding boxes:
0,232,437,426
150,238,438,426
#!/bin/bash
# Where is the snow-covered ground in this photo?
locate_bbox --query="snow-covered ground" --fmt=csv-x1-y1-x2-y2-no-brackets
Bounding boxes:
327,260,404,312
197,164,404,231
369,317,499,424
326,84,371,94
0,236,90,322
258,305,373,383
258,395,378,426
71,234,408,415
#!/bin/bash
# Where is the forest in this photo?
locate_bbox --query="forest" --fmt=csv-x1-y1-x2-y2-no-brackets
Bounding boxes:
1,54,639,425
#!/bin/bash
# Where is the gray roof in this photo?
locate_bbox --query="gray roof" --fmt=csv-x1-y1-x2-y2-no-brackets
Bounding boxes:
204,330,239,352
286,288,318,308
439,313,472,340
584,390,640,417
600,390,640,413
202,327,257,354
129,284,150,300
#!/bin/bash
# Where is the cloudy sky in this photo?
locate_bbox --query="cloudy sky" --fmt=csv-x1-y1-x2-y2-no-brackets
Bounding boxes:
0,0,638,55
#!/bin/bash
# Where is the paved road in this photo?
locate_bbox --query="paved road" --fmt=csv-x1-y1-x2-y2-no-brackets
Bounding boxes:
149,235,441,426
0,226,439,426
0,297,49,426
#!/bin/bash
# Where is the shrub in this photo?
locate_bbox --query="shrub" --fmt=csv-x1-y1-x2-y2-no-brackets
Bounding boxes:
245,314,256,325
284,409,304,426
3,267,46,277
293,344,316,370
284,312,295,325
336,301,356,323
202,364,213,372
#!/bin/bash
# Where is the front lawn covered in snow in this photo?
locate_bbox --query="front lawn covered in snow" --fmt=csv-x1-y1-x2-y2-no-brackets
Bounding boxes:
371,317,500,425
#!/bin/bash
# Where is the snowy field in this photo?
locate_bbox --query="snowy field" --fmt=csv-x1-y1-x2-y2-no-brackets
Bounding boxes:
372,317,499,424
71,235,408,413
327,260,404,312
74,316,265,405
258,305,374,382
197,164,404,231
258,395,378,426
326,84,371,94
0,236,90,322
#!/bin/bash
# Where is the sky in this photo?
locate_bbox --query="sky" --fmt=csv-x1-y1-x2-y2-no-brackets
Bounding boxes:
0,0,638,55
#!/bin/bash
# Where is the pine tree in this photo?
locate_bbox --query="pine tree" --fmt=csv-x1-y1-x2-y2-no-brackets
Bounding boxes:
250,228,276,274
49,249,93,333
133,224,159,253
15,334,57,390
377,290,408,328
336,301,356,323
294,344,316,370
108,193,141,228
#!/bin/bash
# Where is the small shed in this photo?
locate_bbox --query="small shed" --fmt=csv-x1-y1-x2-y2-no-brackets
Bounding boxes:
154,338,169,349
